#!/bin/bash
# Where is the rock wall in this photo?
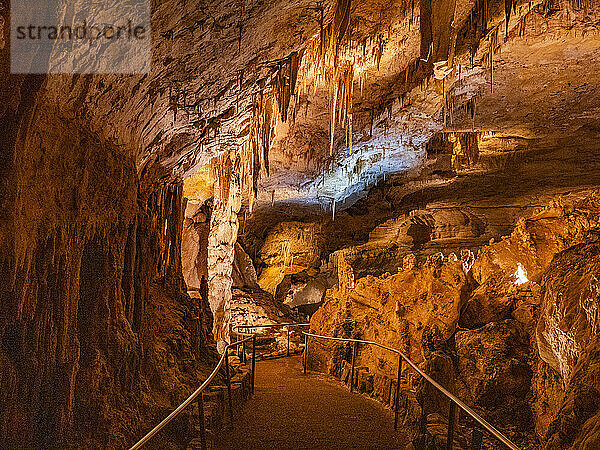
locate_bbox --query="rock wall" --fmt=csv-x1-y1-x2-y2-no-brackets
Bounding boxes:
0,77,215,447
310,252,471,375
307,190,600,447
182,200,212,290
232,243,260,290
257,221,323,295
184,171,299,352
534,241,600,448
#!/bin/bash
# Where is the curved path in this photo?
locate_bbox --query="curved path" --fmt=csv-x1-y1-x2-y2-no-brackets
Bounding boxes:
214,356,409,449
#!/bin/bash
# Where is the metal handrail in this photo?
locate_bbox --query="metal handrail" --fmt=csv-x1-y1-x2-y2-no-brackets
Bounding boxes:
131,322,518,449
233,322,310,356
129,335,253,450
233,323,311,334
302,331,520,450
130,322,309,450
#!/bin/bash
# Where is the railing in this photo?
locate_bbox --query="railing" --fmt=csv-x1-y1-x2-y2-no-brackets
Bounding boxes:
130,322,519,450
129,322,308,450
232,322,310,357
302,332,521,450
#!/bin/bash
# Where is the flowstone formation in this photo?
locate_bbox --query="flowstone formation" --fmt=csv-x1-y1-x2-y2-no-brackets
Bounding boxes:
0,91,216,447
307,191,600,447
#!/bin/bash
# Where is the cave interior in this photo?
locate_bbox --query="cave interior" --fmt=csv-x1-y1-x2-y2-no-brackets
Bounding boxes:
1,0,600,448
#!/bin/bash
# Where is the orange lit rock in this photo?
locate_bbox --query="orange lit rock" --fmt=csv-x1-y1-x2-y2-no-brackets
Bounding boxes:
455,319,533,430
310,254,470,373
473,192,600,286
533,241,600,448
257,221,323,295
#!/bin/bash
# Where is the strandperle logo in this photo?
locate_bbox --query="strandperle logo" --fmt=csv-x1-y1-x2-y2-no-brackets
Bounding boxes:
14,20,148,42
10,0,150,74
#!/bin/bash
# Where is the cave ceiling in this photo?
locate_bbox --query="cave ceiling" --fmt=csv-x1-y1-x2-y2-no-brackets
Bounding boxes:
174,0,600,225
4,0,598,224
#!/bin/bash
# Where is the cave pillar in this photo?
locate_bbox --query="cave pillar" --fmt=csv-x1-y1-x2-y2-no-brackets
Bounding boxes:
207,154,242,352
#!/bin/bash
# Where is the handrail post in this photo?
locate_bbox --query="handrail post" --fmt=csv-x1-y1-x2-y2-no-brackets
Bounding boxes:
471,426,483,450
350,341,358,393
242,340,247,364
420,394,427,447
394,355,403,430
287,327,290,357
303,333,308,374
197,392,207,450
447,401,456,450
225,348,234,429
251,335,256,394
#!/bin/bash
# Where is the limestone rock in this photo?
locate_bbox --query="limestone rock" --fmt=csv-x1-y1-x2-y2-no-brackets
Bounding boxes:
232,243,260,289
228,287,298,353
284,271,336,308
257,221,323,295
229,287,293,328
455,320,533,431
182,201,211,289
310,256,470,377
403,253,418,271
337,253,355,295
533,241,600,448
3,0,600,445
472,192,600,285
536,242,600,380
208,171,242,350
369,208,486,247
460,272,533,329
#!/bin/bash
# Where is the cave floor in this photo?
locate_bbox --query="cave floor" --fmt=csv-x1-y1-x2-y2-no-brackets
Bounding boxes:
213,355,409,449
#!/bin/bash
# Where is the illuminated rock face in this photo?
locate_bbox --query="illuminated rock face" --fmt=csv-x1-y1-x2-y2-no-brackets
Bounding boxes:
533,242,600,447
182,201,211,289
232,243,260,290
455,320,533,429
0,84,215,447
257,221,324,295
310,254,471,371
307,192,600,447
207,170,242,351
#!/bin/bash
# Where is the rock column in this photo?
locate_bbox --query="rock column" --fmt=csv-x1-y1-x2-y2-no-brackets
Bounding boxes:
207,154,242,351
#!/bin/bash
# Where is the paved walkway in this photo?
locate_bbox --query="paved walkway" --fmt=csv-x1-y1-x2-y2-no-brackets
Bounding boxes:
214,356,409,449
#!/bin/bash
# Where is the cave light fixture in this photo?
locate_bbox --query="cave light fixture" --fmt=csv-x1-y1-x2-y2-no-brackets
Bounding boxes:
514,262,529,285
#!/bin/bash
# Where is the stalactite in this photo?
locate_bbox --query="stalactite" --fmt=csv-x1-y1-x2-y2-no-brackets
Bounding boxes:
209,151,234,205
375,34,384,70
281,241,291,268
330,81,338,156
348,112,353,155
328,64,354,157
319,3,325,58
518,14,527,37
489,26,499,93
237,0,244,53
248,189,255,213
273,51,301,122
569,0,593,9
